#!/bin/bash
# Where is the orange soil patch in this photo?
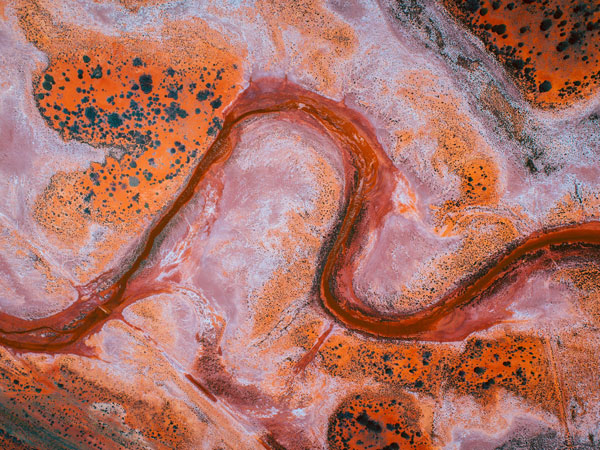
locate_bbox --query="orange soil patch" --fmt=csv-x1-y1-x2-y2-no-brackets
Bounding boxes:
328,390,434,450
256,0,357,94
17,0,243,250
443,0,600,107
320,335,445,395
32,41,241,240
322,333,565,430
447,335,558,413
555,263,600,325
398,72,501,211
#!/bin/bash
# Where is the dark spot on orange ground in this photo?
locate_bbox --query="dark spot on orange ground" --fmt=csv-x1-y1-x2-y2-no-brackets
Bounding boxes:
460,158,497,204
33,45,239,237
15,0,243,244
320,335,445,396
443,0,600,107
0,349,196,448
0,428,32,450
321,333,562,418
447,335,560,415
328,390,433,450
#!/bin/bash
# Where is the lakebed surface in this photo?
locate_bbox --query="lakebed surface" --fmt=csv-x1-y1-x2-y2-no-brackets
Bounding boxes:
0,0,600,448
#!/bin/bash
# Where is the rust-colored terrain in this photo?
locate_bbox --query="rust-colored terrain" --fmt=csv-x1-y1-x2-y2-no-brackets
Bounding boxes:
0,0,600,448
443,0,600,107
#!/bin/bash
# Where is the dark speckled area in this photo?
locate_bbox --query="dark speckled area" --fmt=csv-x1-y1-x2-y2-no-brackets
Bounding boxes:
443,0,600,107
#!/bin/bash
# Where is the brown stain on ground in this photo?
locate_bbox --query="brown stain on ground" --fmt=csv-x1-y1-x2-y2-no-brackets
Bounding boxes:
480,82,526,138
111,0,168,12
